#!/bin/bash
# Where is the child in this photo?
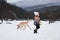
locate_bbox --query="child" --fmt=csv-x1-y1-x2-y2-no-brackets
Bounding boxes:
34,12,40,33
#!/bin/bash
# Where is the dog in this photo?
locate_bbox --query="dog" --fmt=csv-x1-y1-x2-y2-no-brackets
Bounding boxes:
17,21,31,30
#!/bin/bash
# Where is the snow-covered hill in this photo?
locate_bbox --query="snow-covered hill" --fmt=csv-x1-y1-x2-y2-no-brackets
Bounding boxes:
10,0,60,8
0,20,60,40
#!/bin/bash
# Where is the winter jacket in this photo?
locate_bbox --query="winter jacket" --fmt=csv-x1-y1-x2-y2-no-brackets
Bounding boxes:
34,16,40,25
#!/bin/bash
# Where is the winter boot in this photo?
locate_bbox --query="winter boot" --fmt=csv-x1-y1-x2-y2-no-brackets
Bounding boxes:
34,28,37,33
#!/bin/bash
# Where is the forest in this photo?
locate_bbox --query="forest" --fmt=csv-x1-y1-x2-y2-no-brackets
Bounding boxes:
0,0,60,21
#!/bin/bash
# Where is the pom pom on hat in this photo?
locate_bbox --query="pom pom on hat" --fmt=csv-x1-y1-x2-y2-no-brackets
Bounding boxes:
34,12,39,16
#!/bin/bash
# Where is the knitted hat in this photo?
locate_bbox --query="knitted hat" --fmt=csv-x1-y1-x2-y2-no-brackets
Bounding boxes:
34,12,39,16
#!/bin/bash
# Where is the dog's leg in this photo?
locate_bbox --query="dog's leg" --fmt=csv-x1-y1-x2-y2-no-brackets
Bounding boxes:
20,25,23,29
27,25,32,30
17,25,20,29
23,26,26,30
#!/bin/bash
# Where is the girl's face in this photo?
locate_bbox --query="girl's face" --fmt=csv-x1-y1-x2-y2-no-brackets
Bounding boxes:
35,15,39,17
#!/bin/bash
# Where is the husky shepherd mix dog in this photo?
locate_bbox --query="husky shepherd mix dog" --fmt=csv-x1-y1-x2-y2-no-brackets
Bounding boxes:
17,20,31,30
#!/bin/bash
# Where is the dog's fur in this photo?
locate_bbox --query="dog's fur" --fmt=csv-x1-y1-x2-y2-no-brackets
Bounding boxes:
17,21,31,30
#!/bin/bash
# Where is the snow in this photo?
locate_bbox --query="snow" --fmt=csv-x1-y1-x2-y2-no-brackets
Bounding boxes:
0,20,60,40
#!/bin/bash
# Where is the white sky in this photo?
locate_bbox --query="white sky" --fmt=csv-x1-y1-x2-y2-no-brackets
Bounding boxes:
6,0,60,3
6,0,24,3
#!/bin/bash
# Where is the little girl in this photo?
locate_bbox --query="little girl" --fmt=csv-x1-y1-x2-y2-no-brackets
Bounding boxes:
34,12,40,33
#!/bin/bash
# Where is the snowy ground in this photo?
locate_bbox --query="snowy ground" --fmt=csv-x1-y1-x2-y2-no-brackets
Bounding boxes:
0,20,60,40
